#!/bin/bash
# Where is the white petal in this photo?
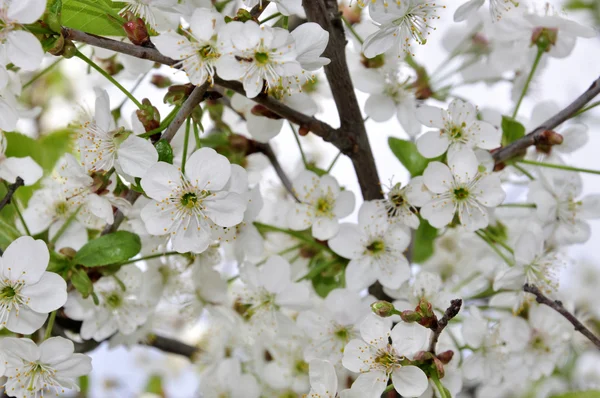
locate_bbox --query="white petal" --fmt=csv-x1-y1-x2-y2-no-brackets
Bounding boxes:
309,359,338,396
312,217,339,240
0,156,43,186
259,255,291,294
415,105,446,128
365,94,396,122
421,198,456,229
141,162,182,202
345,257,377,291
416,130,450,158
423,162,453,194
7,0,46,23
185,147,232,191
6,31,43,71
1,236,48,284
454,0,485,22
392,366,429,397
20,272,67,313
328,224,364,260
360,315,390,350
362,27,398,59
117,135,158,178
391,322,429,357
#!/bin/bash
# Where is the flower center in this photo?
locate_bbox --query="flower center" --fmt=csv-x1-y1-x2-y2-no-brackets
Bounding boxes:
367,240,385,254
0,286,16,299
106,293,123,309
198,44,219,60
55,201,70,216
315,196,333,216
448,123,466,139
180,192,199,208
294,359,309,375
254,52,270,65
453,187,470,201
335,326,349,340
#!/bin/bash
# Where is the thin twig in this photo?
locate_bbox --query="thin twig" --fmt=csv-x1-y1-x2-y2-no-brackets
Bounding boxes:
145,334,200,359
429,299,462,354
255,143,301,203
0,177,24,213
161,83,210,142
523,283,600,349
494,75,600,164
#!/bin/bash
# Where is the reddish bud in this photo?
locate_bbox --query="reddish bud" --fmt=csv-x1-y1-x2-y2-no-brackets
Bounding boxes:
400,310,422,323
371,301,396,318
151,74,172,89
136,99,161,132
436,350,454,365
164,84,195,105
433,356,445,378
536,130,563,154
340,3,362,25
531,27,558,51
298,125,310,136
122,12,151,47
412,351,433,362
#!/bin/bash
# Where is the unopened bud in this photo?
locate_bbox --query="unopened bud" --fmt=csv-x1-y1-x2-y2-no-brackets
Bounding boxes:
62,40,78,59
298,125,310,136
99,57,124,76
418,298,434,318
436,350,454,364
123,14,151,47
412,351,433,362
164,84,195,105
531,27,558,52
371,301,396,318
251,105,282,120
400,310,422,323
59,247,77,259
233,9,254,22
136,99,161,132
433,356,445,378
151,74,172,89
341,4,362,25
360,53,385,69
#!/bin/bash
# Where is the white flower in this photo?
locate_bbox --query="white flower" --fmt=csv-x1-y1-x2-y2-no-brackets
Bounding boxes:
491,223,562,312
415,99,501,159
0,336,92,398
307,359,362,398
454,0,515,22
200,357,261,398
0,0,45,70
154,8,227,86
217,21,302,98
242,0,304,17
140,147,248,254
64,265,151,341
238,255,310,338
378,179,431,228
0,236,66,334
263,339,310,393
115,0,177,28
528,170,600,245
342,315,430,398
77,89,158,177
297,288,368,363
329,201,411,291
0,131,42,186
291,22,330,71
287,170,355,240
362,1,444,58
419,148,505,231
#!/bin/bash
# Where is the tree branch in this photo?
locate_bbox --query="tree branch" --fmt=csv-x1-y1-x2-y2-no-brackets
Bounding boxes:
428,299,462,353
255,142,301,202
494,75,600,164
161,83,210,142
145,334,200,359
0,177,24,213
524,283,600,349
302,0,382,200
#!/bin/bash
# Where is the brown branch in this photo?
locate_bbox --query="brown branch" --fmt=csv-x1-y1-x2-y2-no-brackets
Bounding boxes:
302,0,382,200
494,75,600,164
524,283,600,349
254,142,301,202
145,334,200,359
161,83,210,142
0,176,24,213
428,299,462,353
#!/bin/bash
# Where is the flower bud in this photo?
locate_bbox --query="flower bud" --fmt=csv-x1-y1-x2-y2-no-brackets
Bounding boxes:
151,74,172,89
124,18,151,47
361,53,385,69
400,310,422,323
136,99,161,132
412,351,433,362
164,84,195,106
432,356,445,378
436,350,454,364
371,300,396,317
298,126,310,136
341,4,362,25
233,9,254,22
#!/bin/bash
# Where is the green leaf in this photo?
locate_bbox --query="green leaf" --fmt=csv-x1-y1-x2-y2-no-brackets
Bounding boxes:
71,268,93,298
501,115,526,146
307,165,327,177
413,218,438,263
47,251,71,274
145,375,164,395
155,139,174,164
552,392,600,398
74,231,141,267
45,0,63,32
388,137,431,177
62,0,125,36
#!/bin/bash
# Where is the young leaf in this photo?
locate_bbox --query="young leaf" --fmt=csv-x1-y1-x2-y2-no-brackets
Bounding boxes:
74,231,141,267
413,218,438,263
388,137,430,177
62,0,125,36
155,139,174,164
71,268,93,298
501,115,526,146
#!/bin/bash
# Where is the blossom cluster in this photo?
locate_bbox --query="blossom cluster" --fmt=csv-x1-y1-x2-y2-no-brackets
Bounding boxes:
0,0,599,397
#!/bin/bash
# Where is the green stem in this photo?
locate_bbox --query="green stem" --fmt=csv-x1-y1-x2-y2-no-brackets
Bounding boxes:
517,159,600,176
116,251,181,266
482,230,514,254
75,51,143,109
23,58,64,89
259,12,282,24
326,151,342,173
430,373,450,398
475,231,514,266
281,16,289,29
289,122,308,167
499,203,536,208
296,258,339,282
44,311,57,340
511,163,535,180
13,199,30,236
50,206,82,245
139,106,181,138
182,118,191,174
341,15,364,44
512,47,544,118
571,100,600,118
